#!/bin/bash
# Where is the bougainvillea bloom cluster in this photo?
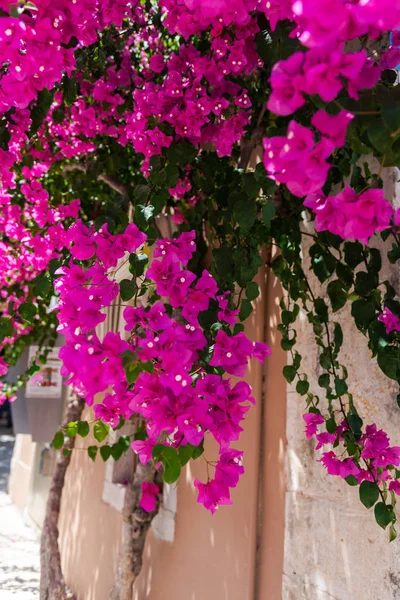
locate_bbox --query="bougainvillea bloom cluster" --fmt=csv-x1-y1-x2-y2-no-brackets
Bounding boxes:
0,0,399,532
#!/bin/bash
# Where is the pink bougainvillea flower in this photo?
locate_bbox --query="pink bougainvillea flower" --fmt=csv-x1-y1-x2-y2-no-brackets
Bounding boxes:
311,110,354,147
194,478,232,514
139,482,160,512
378,308,400,334
302,412,324,439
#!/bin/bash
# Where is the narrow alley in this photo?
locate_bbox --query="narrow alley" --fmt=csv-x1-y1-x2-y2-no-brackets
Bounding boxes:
0,426,40,599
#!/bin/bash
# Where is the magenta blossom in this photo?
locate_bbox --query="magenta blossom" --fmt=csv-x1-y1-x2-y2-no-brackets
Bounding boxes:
194,479,232,514
378,308,400,334
302,412,324,439
139,482,160,512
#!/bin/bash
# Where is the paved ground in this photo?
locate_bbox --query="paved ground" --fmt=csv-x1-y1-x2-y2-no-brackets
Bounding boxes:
0,426,40,599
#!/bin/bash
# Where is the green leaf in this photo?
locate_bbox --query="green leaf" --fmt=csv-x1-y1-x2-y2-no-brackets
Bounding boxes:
388,244,400,265
334,377,348,396
254,162,267,182
345,441,358,456
326,417,337,434
327,280,347,313
310,245,336,283
242,173,260,199
111,443,124,461
0,317,14,343
368,119,391,153
348,413,363,436
119,279,137,302
345,475,358,486
163,457,181,484
213,246,233,283
382,105,400,134
133,185,150,205
93,421,110,443
239,299,253,322
377,346,400,381
18,302,36,324
27,361,40,378
355,271,378,297
30,88,54,135
233,196,257,230
33,276,52,298
390,523,398,542
165,164,179,188
152,189,169,214
314,298,328,322
152,444,182,484
77,421,90,438
100,445,112,461
374,502,394,529
166,140,197,165
333,323,343,354
318,374,330,389
88,446,98,462
246,282,260,301
368,248,382,274
283,365,297,384
63,75,78,107
65,421,78,439
336,262,353,289
52,431,64,450
178,444,193,466
262,200,276,228
0,120,10,151
123,358,154,385
296,380,309,395
359,480,380,509
351,298,376,331
52,106,65,124
129,253,148,277
152,443,165,463
192,440,204,460
344,242,364,269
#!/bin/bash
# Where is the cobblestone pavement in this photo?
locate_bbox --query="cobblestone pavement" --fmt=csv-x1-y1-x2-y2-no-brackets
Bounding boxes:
0,427,40,599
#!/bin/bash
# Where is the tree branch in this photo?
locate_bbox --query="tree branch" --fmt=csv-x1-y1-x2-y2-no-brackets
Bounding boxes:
40,395,85,600
110,461,162,600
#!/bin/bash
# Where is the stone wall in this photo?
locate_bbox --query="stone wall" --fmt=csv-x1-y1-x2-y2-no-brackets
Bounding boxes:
283,168,400,600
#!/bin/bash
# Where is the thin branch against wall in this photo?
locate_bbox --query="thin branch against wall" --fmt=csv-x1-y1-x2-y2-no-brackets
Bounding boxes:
40,395,85,600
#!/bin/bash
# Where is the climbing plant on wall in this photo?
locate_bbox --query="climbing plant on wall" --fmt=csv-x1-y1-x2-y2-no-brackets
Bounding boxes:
0,0,400,564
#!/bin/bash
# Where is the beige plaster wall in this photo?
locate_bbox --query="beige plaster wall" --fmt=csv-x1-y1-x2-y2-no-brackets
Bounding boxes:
59,264,288,600
283,168,400,600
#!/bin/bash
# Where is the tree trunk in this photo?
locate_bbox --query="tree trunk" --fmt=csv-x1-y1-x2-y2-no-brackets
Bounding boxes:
110,462,162,600
40,395,85,600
